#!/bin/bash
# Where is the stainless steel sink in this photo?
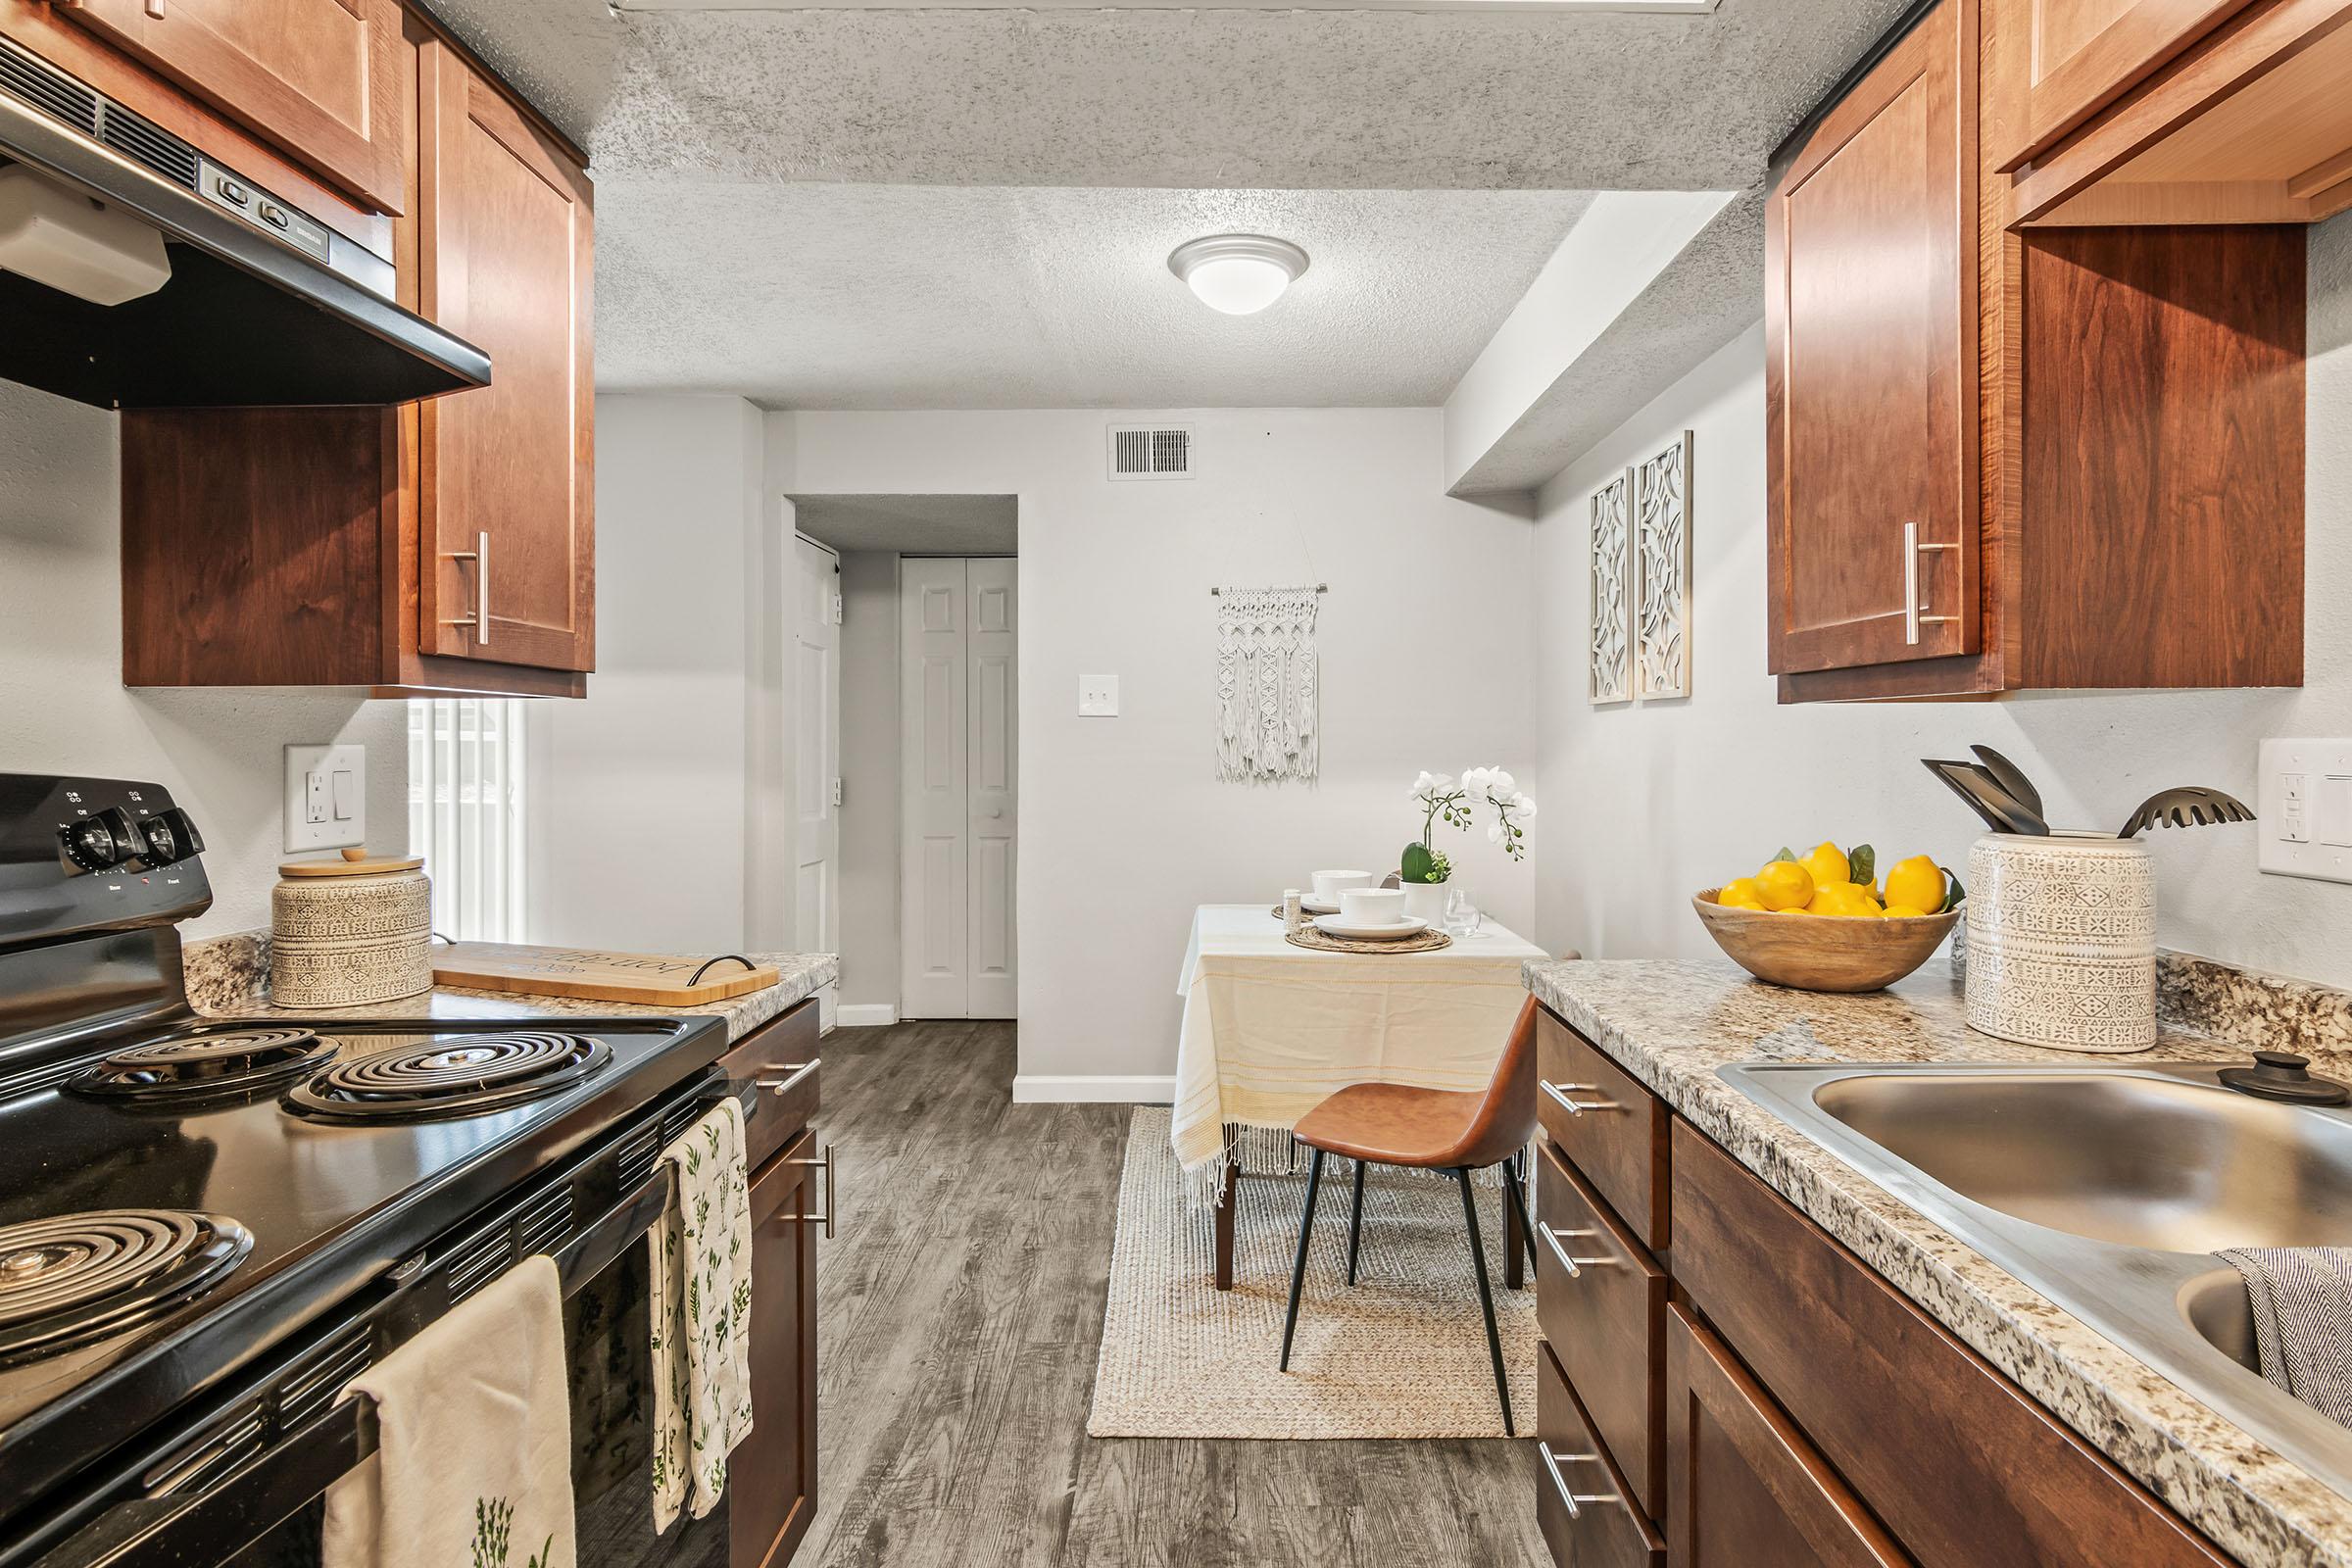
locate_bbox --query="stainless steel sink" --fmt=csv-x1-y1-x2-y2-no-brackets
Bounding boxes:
1720,1061,2352,1498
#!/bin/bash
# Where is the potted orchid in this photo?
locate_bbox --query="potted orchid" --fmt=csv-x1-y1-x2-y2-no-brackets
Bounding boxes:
1402,767,1538,922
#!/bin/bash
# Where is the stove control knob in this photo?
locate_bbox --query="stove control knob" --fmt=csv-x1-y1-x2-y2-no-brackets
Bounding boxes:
60,808,143,873
136,807,204,865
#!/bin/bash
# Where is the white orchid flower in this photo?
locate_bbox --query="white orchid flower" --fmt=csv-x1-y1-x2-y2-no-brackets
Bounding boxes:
1488,822,1503,843
1488,768,1517,796
1514,796,1539,819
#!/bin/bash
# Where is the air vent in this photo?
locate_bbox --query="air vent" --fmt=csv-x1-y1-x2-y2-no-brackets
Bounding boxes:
514,1184,575,1259
443,1220,514,1306
1108,423,1194,481
0,38,98,136
97,101,197,189
616,1116,663,1190
275,1322,372,1432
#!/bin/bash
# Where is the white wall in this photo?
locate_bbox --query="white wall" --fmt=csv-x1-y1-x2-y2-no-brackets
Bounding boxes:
770,408,1540,1090
531,393,768,953
0,381,406,941
1531,212,2352,988
835,550,901,1008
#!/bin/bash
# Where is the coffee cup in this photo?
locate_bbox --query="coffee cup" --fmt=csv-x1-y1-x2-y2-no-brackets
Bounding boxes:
1312,868,1376,902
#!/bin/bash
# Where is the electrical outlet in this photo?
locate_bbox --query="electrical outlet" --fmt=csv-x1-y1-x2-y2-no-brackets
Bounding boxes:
284,743,366,854
1078,674,1119,717
2259,738,2352,883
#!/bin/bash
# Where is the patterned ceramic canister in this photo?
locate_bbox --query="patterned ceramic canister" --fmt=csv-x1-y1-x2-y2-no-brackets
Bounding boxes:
270,854,434,1007
1964,831,2156,1053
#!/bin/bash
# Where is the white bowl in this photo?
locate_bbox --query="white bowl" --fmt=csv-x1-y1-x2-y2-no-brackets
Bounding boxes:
1312,868,1377,901
1339,887,1406,925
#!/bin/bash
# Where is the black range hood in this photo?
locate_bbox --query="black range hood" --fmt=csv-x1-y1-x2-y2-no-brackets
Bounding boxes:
0,36,490,409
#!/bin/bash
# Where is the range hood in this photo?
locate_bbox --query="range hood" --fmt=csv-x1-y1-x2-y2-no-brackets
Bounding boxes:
0,36,489,409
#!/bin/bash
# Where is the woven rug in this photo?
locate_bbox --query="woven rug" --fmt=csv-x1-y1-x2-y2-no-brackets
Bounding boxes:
1088,1106,1537,1438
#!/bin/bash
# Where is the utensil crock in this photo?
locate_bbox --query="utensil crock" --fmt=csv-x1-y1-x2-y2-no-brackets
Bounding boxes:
1964,831,2155,1053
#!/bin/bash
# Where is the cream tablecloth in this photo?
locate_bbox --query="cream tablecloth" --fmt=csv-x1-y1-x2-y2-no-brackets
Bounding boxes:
1171,903,1549,1171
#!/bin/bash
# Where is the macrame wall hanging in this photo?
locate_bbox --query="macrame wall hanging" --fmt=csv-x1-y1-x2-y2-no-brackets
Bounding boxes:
1213,585,1321,783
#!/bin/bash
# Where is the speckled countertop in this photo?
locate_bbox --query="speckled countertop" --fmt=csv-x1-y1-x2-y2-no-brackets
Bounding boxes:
185,932,837,1046
1524,956,2352,1568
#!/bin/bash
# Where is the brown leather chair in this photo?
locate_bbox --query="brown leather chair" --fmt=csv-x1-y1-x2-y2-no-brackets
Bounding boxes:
1277,993,1541,1433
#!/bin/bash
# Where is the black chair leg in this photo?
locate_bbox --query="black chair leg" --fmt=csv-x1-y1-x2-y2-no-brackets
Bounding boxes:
1503,1152,1539,1284
1456,1165,1513,1436
1279,1149,1327,1372
1346,1158,1368,1286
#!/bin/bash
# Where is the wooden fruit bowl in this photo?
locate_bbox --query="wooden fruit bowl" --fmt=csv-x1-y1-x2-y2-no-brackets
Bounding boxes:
1692,889,1961,994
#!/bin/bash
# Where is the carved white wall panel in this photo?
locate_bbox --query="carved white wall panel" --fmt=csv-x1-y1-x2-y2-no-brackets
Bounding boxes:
1589,470,1633,706
1635,431,1692,701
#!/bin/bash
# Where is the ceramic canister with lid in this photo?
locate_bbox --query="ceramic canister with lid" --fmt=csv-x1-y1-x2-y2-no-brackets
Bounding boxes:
1963,830,2156,1053
270,849,434,1007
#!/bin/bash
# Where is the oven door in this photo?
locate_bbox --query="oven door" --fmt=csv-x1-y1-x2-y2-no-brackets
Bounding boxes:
27,1094,743,1568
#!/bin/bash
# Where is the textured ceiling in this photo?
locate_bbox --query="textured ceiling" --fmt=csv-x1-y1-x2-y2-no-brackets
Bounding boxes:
792,493,1017,555
429,0,1911,191
596,183,1595,407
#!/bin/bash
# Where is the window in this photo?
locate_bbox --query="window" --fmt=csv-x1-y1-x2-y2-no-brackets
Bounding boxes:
407,699,529,942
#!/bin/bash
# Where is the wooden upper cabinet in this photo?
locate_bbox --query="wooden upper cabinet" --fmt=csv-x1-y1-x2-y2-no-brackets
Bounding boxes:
1989,0,2256,167
1766,0,1980,679
53,0,405,214
417,40,595,674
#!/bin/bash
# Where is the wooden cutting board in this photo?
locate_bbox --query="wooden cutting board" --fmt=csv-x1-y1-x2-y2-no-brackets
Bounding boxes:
430,943,780,1006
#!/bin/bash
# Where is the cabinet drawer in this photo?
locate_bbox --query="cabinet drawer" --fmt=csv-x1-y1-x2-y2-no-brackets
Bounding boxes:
1665,1305,1910,1568
1537,1008,1669,1250
719,1000,819,1172
1536,1140,1666,1519
1670,1123,2231,1567
1537,1339,1665,1568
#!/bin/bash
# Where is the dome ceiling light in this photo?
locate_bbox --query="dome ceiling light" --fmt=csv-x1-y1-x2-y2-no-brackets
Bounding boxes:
1167,233,1310,316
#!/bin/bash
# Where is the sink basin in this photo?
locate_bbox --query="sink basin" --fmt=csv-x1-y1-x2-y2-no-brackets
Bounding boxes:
1809,1071,2352,1252
1719,1061,2352,1502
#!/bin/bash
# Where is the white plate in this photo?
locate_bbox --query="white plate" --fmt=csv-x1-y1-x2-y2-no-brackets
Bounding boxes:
1299,896,1341,914
1311,913,1431,941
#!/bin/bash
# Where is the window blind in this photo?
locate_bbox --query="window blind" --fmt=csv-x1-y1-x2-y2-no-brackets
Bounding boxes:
407,698,528,943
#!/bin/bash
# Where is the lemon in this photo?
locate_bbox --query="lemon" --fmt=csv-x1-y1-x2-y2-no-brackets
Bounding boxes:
1883,905,1929,919
1754,859,1814,911
1796,841,1849,892
1721,895,1767,912
1885,856,1947,914
1720,876,1764,906
1809,883,1880,918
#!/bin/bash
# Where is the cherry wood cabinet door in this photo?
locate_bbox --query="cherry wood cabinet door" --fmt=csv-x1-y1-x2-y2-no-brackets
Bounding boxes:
55,0,404,213
1765,0,1980,678
732,1130,819,1568
1664,1307,1911,1568
1990,0,2259,169
417,40,595,673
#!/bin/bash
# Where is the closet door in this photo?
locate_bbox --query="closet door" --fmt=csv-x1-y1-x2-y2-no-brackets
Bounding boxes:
900,560,970,1019
965,559,1017,1020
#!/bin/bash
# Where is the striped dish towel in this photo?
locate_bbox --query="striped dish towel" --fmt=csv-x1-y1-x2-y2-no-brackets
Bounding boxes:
2219,1247,2352,1426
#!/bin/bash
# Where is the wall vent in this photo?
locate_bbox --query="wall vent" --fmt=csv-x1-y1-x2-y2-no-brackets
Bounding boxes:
1108,423,1194,481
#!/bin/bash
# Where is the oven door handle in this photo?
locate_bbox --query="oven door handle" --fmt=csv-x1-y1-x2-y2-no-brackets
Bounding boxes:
34,1166,675,1568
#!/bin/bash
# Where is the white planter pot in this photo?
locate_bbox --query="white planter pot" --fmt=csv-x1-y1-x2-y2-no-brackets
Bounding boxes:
1401,881,1448,925
1963,831,2156,1053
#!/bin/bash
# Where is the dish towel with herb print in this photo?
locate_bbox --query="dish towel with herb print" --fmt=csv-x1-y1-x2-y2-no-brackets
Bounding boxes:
650,1094,756,1532
320,1253,576,1568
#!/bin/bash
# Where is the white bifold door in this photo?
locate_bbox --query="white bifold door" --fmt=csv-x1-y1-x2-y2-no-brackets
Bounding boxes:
899,557,1017,1019
794,536,841,1004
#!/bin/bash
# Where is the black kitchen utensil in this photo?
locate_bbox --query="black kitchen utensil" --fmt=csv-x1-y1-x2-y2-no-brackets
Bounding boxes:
2118,786,2256,837
1922,759,2049,836
1970,744,2044,820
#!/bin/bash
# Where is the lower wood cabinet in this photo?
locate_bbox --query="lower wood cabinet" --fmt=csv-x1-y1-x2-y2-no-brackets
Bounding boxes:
1663,1305,1908,1568
1537,1339,1665,1568
734,1127,819,1568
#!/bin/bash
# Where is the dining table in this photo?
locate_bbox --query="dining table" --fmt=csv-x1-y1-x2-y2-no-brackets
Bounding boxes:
1172,902,1551,1289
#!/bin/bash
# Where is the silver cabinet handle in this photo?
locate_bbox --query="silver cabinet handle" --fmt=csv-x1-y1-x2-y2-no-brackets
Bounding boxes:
1902,519,1959,646
1540,1224,1619,1279
1537,1445,1621,1521
438,530,491,643
782,1142,836,1240
755,1058,820,1100
1542,1080,1617,1117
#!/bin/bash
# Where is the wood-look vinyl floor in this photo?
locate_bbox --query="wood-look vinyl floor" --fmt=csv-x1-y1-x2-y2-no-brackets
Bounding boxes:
797,1020,1547,1568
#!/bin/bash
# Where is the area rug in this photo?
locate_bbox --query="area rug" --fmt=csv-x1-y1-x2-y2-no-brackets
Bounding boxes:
1088,1106,1537,1439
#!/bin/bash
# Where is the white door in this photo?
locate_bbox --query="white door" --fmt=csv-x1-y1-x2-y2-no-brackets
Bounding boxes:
899,557,1018,1019
965,558,1017,1019
794,537,841,1016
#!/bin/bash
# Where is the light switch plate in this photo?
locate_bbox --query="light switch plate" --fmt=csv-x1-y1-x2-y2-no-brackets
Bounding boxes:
284,743,366,854
1079,674,1119,717
2258,738,2352,882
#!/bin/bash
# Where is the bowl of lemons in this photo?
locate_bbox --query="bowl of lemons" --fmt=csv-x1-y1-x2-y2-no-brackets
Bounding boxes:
1693,842,1964,993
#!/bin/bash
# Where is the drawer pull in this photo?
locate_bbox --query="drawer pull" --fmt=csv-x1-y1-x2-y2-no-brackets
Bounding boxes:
1542,1080,1618,1117
1538,1445,1622,1520
755,1059,820,1100
781,1142,837,1240
1539,1224,1619,1279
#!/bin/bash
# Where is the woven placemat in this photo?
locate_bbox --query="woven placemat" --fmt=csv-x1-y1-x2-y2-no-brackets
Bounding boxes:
1284,924,1451,955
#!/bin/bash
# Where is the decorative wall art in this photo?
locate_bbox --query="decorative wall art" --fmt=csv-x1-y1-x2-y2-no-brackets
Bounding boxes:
1213,585,1321,782
1588,470,1633,706
1634,431,1693,700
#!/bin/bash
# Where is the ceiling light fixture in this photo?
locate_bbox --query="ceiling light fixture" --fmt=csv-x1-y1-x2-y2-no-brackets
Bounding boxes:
1167,234,1309,316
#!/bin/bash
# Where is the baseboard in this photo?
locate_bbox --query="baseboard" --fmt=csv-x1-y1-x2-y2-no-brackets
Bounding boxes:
835,1004,898,1028
1011,1074,1176,1104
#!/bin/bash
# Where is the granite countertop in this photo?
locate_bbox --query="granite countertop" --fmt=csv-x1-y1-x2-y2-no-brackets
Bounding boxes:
1524,956,2352,1568
186,934,838,1047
